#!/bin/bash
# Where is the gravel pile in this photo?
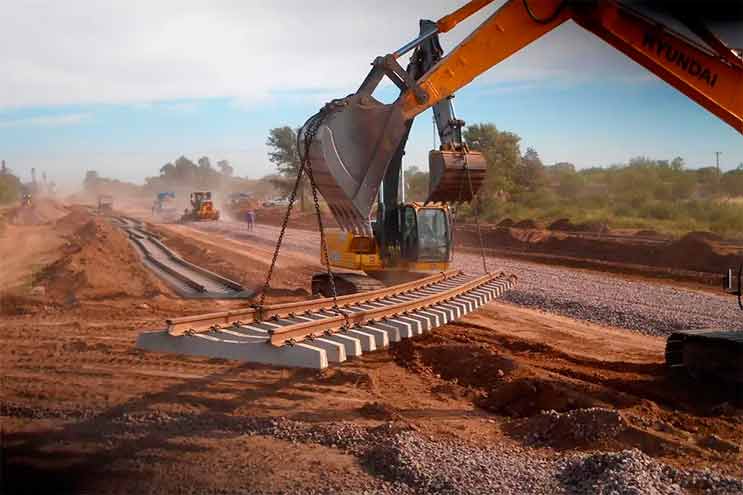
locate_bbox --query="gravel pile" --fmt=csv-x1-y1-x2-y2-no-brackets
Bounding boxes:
518,408,626,446
106,408,743,494
254,419,743,495
558,449,743,495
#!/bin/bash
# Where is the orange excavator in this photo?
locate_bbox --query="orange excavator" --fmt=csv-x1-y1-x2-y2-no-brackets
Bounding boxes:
299,0,742,383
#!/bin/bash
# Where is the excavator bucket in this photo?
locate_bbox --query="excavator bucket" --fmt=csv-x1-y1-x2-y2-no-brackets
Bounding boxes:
301,94,409,234
427,150,487,203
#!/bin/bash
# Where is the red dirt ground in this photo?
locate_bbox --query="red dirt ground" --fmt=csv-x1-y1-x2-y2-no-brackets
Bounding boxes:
1,205,741,493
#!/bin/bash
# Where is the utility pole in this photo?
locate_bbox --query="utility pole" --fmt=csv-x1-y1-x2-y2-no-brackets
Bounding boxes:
715,151,722,173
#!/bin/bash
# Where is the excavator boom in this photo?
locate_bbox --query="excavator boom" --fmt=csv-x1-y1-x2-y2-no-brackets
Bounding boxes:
301,0,743,233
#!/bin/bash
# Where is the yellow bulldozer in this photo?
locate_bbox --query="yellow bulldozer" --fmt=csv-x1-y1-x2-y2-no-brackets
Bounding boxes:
180,191,220,222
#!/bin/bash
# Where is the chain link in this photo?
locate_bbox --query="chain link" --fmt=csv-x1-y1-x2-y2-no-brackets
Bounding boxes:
255,152,307,317
255,102,349,328
464,153,489,274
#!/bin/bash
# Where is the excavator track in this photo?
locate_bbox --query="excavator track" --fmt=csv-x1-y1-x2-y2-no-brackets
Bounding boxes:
311,272,386,297
137,270,517,369
666,329,743,386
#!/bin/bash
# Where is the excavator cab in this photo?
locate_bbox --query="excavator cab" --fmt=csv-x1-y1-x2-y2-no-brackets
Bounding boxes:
376,203,452,265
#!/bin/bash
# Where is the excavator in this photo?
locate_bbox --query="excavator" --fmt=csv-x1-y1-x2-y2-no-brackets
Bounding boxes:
298,0,742,383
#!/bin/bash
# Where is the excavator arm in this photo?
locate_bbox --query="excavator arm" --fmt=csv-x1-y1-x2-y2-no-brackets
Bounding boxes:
300,0,743,233
402,0,743,131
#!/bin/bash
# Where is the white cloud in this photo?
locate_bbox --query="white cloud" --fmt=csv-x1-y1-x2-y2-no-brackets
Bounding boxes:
1,0,654,109
0,112,92,128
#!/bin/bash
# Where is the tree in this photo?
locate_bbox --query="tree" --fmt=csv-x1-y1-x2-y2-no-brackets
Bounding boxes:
0,169,22,204
721,169,743,197
557,170,584,198
463,123,522,198
160,162,176,177
267,126,305,208
217,160,234,177
516,147,546,192
404,166,429,202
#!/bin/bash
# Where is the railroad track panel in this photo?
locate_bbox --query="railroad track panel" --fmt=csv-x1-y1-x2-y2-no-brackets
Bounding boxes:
136,271,517,369
113,217,252,299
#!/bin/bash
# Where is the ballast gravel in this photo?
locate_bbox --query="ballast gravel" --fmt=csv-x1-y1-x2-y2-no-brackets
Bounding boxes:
233,416,743,495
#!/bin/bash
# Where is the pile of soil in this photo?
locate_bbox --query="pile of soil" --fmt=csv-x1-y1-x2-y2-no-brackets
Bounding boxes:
497,218,515,228
512,219,540,229
507,407,627,448
547,218,608,233
455,223,741,276
683,231,723,243
8,199,68,226
392,337,518,391
35,213,162,304
548,218,574,231
635,229,662,238
663,234,736,274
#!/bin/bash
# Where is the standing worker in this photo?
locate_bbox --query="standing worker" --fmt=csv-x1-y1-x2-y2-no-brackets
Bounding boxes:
245,209,255,232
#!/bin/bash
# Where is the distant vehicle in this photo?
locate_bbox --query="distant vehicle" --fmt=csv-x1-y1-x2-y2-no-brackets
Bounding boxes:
153,192,178,221
97,195,113,214
227,192,257,219
20,193,32,208
180,191,219,222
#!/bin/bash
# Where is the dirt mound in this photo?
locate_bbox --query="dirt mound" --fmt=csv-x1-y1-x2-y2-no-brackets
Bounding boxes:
507,407,627,448
479,377,609,417
8,200,68,226
574,221,609,233
512,219,539,229
548,218,574,231
547,218,608,233
497,218,515,228
35,214,162,304
664,234,738,274
392,338,518,390
635,229,661,237
682,231,723,243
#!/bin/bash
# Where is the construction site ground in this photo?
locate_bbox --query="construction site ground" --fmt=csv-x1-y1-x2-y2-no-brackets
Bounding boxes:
2,202,742,494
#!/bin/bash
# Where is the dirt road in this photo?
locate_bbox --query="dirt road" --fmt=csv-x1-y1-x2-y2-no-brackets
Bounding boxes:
2,209,742,494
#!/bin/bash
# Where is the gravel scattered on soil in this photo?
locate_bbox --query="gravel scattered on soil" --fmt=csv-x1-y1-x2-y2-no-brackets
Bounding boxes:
102,407,743,495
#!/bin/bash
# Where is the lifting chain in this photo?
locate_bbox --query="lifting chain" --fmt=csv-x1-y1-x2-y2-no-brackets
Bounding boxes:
254,102,350,329
464,153,489,274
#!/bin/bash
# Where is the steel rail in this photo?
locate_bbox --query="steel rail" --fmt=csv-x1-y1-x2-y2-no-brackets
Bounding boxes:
128,234,208,293
145,235,245,292
117,216,246,298
268,272,512,346
166,270,463,335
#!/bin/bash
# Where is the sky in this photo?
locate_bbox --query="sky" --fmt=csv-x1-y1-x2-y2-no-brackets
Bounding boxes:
1,0,742,190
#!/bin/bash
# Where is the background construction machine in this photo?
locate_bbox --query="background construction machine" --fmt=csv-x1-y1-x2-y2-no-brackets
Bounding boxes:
97,194,113,214
298,0,742,382
226,192,258,219
153,192,178,221
180,191,220,222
